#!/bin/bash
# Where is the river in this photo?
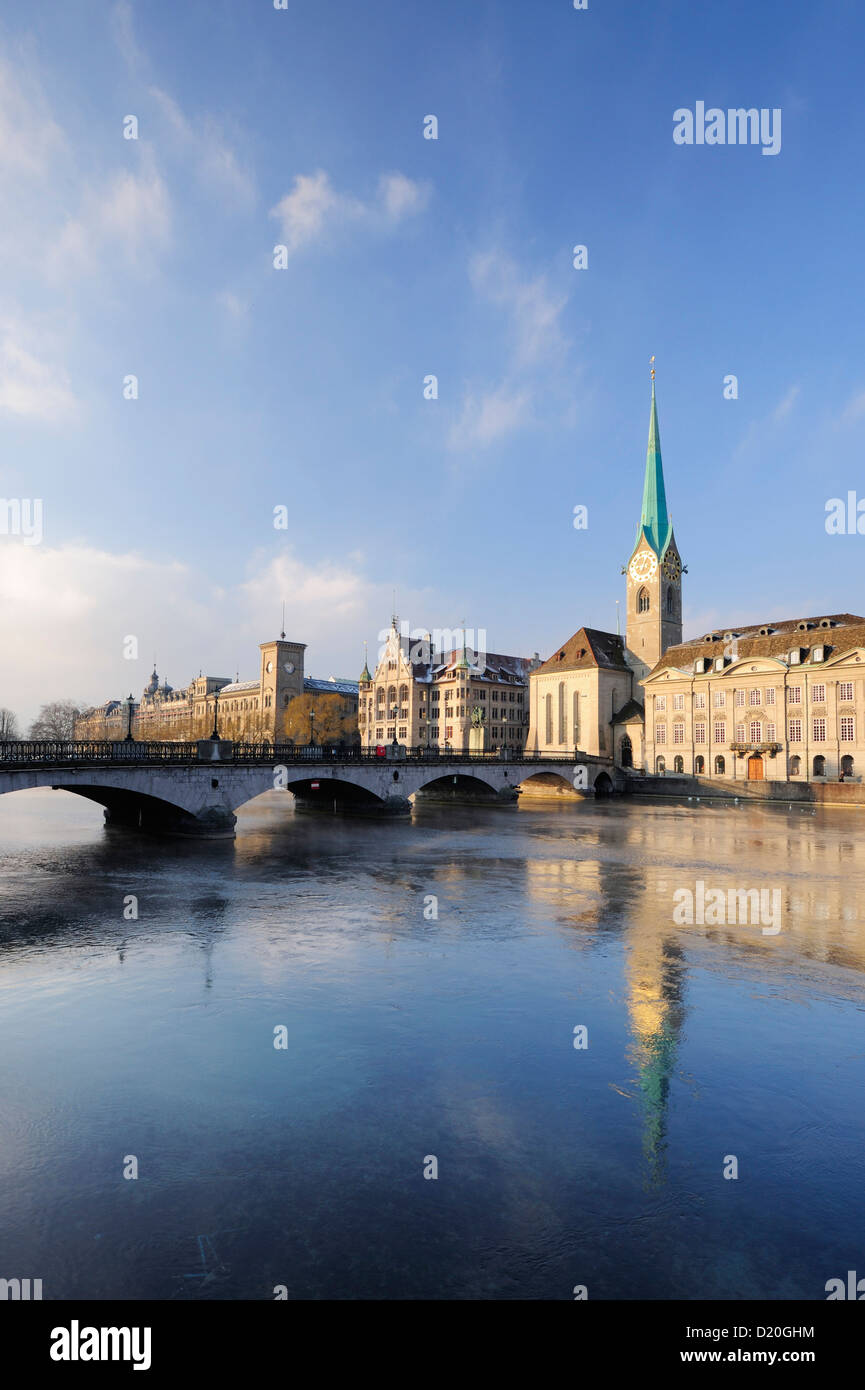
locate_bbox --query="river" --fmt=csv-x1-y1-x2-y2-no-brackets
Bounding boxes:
0,787,862,1299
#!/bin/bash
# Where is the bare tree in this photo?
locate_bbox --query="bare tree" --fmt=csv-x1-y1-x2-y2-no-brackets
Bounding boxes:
29,700,83,740
0,708,19,739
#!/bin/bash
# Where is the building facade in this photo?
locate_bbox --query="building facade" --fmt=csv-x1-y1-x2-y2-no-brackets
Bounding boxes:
358,619,538,752
641,615,865,782
75,634,359,745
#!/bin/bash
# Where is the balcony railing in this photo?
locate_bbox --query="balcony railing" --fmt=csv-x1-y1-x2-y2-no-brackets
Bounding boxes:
0,739,590,768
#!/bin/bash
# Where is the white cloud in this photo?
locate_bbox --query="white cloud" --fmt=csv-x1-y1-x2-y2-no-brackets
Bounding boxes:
448,384,533,449
0,56,67,180
149,86,255,206
0,319,78,422
269,169,429,257
772,384,799,422
448,250,572,452
469,250,568,366
0,543,437,726
56,164,172,276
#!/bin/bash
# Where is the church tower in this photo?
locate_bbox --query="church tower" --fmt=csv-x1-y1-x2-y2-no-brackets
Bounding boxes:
624,367,684,677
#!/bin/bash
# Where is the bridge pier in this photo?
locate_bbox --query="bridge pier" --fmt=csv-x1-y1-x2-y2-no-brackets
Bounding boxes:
101,799,237,839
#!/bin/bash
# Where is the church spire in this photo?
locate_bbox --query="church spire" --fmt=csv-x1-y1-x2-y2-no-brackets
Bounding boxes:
636,364,672,557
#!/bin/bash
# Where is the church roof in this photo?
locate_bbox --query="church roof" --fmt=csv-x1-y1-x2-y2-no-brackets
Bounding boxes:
534,626,631,675
612,697,645,724
634,381,673,558
650,614,865,674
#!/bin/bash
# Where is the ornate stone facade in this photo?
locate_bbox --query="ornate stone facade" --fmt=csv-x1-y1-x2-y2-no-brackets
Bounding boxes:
357,620,538,753
75,636,359,745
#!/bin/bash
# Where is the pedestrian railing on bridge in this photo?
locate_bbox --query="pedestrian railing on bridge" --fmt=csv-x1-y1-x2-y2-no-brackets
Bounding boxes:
0,740,589,769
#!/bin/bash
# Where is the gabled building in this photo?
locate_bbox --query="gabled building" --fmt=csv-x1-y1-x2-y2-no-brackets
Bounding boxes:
357,618,537,752
641,615,865,782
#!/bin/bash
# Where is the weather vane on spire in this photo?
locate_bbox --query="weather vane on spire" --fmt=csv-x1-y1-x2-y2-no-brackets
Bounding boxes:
650,354,656,381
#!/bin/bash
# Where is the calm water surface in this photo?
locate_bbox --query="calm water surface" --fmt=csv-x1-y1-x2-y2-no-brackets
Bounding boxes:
0,787,862,1300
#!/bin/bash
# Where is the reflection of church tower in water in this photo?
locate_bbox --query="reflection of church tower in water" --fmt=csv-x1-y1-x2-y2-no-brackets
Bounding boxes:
624,363,686,680
623,919,688,1187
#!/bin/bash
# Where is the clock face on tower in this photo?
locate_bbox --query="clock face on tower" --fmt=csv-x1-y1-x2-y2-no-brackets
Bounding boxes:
284,662,295,675
662,550,681,580
628,550,658,583
265,661,273,673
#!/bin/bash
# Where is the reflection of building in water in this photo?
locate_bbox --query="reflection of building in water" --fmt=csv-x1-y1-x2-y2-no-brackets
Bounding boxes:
623,920,687,1187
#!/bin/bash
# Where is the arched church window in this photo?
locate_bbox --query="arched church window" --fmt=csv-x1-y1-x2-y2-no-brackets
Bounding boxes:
545,693,553,744
558,681,567,744
638,588,650,614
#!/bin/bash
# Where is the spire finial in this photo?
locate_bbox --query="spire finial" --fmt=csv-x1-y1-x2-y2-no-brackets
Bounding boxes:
650,354,656,383
280,600,286,640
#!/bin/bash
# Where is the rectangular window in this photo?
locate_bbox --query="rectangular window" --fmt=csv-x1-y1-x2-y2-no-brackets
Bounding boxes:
813,718,827,742
714,722,726,743
673,724,684,744
694,692,706,709
749,721,761,742
735,690,745,707
673,693,684,710
787,686,801,704
656,696,667,712
812,683,826,703
736,724,746,742
694,722,707,744
713,691,726,708
841,716,855,741
766,723,776,741
749,689,760,706
839,682,854,702
788,719,802,743
765,687,776,705
656,723,667,745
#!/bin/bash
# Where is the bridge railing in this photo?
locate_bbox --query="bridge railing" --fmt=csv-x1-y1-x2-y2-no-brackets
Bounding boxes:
0,739,591,768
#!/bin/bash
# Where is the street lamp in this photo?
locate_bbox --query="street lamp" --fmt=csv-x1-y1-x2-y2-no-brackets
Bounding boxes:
309,709,315,746
210,686,221,741
124,693,135,742
390,704,399,749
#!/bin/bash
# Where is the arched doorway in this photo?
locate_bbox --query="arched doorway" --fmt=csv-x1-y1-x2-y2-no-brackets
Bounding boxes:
789,755,801,776
655,755,666,775
620,734,633,768
714,755,725,775
813,755,826,777
747,753,764,781
841,754,854,777
673,755,684,773
695,755,705,775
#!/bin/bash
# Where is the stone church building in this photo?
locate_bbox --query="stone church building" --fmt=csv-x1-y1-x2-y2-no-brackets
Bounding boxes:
529,374,865,784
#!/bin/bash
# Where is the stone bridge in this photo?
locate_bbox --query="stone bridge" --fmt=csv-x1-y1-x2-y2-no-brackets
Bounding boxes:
0,741,622,838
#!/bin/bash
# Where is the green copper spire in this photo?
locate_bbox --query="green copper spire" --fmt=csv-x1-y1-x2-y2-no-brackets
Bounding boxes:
455,623,470,671
359,641,372,683
635,371,673,557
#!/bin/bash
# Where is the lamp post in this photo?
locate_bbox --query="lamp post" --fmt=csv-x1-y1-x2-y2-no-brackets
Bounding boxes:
391,703,399,750
309,709,315,746
124,693,135,742
210,686,221,741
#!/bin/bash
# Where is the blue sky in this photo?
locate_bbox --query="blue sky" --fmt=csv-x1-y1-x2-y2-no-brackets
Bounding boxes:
2,0,865,721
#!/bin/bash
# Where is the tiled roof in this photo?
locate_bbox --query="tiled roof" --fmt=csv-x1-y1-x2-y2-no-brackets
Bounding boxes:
304,677,359,695
534,627,631,675
431,650,533,684
652,614,865,674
